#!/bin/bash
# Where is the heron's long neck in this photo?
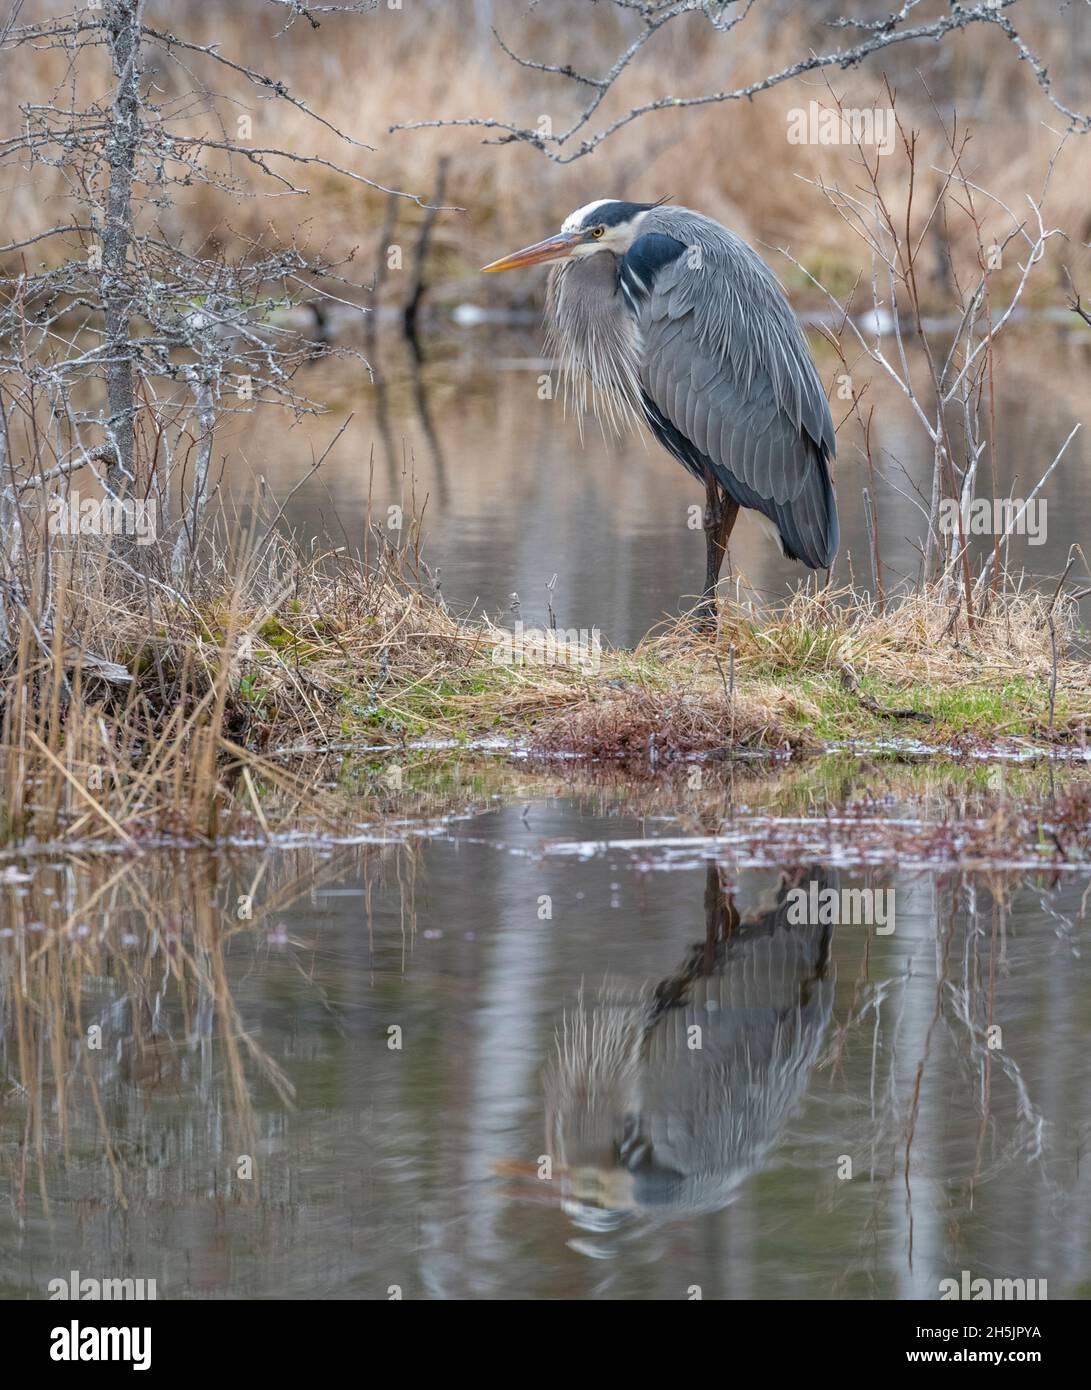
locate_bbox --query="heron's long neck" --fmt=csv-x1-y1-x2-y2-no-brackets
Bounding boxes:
547,255,643,436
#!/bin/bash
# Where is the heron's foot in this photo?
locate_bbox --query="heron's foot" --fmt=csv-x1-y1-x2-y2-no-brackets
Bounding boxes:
694,590,719,635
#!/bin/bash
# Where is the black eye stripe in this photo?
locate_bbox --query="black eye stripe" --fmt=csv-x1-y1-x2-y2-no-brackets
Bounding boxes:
577,199,656,230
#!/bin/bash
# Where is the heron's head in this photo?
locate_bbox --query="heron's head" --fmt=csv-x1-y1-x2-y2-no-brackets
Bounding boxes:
482,199,662,273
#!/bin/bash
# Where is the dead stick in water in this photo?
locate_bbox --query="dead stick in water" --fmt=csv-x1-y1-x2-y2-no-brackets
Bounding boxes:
838,663,933,722
365,189,400,360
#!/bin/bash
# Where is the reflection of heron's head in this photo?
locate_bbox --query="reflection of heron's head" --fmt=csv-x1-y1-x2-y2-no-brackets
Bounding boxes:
540,866,837,1227
560,1171,640,1231
539,983,647,1225
544,1043,693,1227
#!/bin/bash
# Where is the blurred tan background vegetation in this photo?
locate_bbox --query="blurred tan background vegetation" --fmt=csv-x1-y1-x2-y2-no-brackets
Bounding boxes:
4,0,1090,318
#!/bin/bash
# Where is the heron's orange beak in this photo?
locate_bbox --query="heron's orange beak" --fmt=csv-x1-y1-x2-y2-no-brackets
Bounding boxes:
481,232,579,273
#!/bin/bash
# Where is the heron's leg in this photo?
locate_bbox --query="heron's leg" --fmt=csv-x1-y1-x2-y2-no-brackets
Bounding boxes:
700,476,739,621
712,495,740,588
702,474,722,603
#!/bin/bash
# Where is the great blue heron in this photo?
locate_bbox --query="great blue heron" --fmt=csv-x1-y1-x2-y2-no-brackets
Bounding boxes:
483,200,839,614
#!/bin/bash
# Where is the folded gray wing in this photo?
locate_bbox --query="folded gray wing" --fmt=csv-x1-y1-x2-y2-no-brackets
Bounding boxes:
630,222,838,568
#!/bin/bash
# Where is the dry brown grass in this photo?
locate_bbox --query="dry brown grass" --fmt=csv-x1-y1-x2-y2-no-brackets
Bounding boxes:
533,680,813,759
655,582,1088,692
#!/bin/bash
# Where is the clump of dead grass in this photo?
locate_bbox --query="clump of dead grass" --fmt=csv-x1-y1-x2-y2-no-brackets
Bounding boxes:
532,684,791,759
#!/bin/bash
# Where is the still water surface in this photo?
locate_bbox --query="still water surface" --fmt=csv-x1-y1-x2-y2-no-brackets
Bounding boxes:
2,778,1089,1300
222,323,1091,647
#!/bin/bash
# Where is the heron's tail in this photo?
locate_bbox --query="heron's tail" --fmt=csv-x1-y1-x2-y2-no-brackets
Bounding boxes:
769,448,838,570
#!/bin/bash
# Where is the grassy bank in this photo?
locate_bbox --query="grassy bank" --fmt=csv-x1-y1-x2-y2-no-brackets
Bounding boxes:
2,517,1089,853
372,583,1089,759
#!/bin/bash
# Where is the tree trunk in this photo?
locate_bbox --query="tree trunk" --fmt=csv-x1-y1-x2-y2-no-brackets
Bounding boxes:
102,1,143,508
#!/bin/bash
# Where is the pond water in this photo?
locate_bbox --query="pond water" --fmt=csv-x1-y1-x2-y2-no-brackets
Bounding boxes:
220,321,1091,649
4,321,1089,1301
3,768,1089,1300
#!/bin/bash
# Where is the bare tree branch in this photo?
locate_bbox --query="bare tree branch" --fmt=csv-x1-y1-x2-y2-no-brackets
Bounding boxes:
392,0,1090,162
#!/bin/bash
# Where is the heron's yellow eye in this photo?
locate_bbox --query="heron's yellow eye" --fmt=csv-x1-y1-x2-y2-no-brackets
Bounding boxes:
591,226,605,239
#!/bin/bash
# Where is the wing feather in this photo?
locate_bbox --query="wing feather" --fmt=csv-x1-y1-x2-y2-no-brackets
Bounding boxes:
628,211,839,568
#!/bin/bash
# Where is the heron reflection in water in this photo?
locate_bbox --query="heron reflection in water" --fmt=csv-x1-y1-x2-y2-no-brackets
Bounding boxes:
505,864,836,1233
